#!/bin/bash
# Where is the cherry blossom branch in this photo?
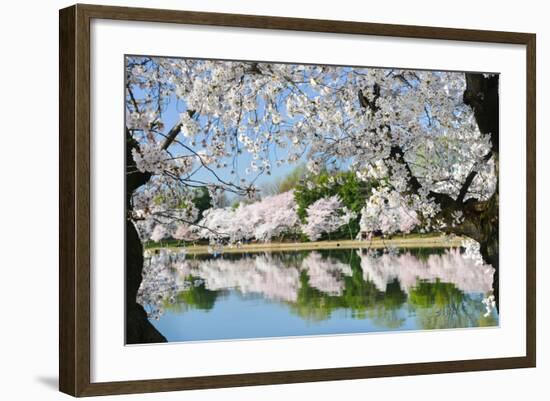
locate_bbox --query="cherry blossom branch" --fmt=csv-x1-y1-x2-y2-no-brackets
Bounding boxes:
456,152,493,204
160,109,195,151
152,211,229,238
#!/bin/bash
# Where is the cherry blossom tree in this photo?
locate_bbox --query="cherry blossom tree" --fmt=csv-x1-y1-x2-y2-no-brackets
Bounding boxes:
301,195,355,241
125,56,499,342
196,190,300,243
358,187,418,237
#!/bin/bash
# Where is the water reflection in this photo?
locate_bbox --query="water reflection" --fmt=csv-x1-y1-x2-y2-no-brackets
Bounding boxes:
137,248,498,341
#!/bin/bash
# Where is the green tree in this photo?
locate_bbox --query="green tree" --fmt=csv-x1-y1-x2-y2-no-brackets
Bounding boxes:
192,187,212,220
261,164,308,196
165,276,219,312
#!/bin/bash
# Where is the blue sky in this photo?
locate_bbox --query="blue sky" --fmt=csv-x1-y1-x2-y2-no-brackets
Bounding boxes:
157,93,306,194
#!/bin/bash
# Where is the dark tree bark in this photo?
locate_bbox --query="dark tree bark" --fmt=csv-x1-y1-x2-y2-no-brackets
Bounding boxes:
460,73,499,309
125,130,167,344
454,189,499,310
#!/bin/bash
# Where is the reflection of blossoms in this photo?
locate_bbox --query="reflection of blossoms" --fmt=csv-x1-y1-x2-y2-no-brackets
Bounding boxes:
357,248,494,294
461,238,485,266
182,254,302,302
137,250,354,309
137,249,191,320
482,295,497,317
301,252,352,295
137,247,496,323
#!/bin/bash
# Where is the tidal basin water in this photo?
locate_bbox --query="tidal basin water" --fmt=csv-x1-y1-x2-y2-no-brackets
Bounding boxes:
137,247,498,342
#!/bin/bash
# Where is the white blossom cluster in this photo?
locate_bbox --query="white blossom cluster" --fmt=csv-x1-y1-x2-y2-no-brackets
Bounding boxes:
136,187,422,245
197,191,300,242
301,195,355,241
132,143,193,176
358,188,418,237
132,178,200,243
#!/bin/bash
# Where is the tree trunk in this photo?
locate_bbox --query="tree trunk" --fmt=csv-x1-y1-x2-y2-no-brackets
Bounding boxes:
463,73,500,310
126,220,167,344
479,226,499,310
461,191,499,310
125,131,167,344
478,188,499,310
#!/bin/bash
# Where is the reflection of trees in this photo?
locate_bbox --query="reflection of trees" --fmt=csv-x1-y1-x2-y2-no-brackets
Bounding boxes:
366,280,408,329
408,280,497,329
139,249,356,319
300,252,352,295
164,276,220,312
138,248,497,330
284,252,408,323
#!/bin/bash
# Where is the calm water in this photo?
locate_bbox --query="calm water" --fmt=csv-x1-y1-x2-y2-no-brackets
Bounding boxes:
137,247,498,342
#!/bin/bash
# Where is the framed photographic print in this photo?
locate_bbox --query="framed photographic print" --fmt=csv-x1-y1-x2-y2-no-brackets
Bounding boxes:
59,4,536,397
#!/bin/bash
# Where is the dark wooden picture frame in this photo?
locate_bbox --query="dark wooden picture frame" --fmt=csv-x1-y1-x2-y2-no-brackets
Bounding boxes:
59,3,536,397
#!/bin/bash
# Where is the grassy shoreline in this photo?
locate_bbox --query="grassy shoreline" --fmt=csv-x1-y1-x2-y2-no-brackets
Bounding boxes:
146,234,464,255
